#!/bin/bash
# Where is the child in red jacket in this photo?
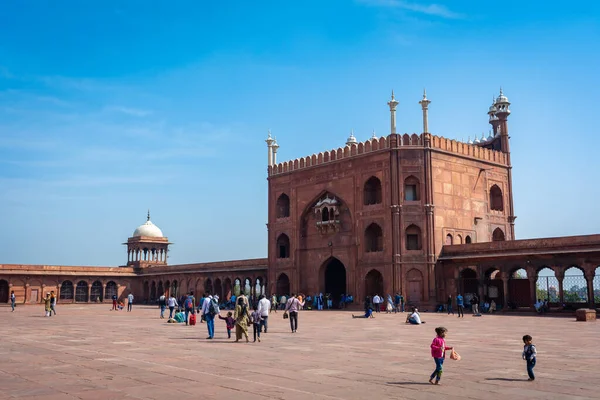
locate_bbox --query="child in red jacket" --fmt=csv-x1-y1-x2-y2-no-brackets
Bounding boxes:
429,327,453,385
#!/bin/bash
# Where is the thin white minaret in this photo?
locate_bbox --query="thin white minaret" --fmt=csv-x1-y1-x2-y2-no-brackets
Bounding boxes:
265,130,274,166
387,90,399,134
419,88,431,133
272,138,279,165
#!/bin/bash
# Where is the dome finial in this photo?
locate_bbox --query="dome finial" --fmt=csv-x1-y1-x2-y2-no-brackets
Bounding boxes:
423,88,427,99
147,209,150,221
391,89,395,100
372,129,376,139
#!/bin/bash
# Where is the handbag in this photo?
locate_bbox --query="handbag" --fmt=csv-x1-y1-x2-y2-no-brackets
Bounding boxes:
450,349,461,361
283,312,289,319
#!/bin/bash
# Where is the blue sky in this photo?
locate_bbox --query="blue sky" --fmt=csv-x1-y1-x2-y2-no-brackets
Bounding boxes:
1,1,599,266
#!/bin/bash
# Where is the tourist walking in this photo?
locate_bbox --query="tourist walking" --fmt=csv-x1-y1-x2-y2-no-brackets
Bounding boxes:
159,293,166,318
270,294,278,313
127,293,134,312
386,294,394,313
234,297,250,342
316,293,324,310
43,293,52,317
456,293,464,318
218,311,235,338
50,291,57,315
471,294,480,315
447,295,454,315
251,305,262,342
111,294,118,311
429,327,453,385
373,294,382,313
284,293,305,333
394,293,401,313
279,295,287,310
522,334,537,381
201,293,219,339
10,291,16,312
257,294,270,333
167,294,178,319
183,292,195,326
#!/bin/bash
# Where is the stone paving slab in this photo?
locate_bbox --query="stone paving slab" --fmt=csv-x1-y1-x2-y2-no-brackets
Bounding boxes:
0,305,597,399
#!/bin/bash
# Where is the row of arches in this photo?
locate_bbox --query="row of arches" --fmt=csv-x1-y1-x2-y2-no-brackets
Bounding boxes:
141,276,267,303
276,224,424,258
274,175,423,220
273,257,426,305
0,279,118,303
445,233,473,245
457,265,600,308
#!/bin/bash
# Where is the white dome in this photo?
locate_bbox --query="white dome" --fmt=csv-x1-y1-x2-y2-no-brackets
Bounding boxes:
133,220,163,238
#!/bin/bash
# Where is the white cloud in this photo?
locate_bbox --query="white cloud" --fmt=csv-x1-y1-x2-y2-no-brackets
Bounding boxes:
356,0,464,19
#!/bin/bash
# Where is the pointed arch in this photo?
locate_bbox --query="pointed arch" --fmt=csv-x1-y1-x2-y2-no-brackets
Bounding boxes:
363,176,382,205
405,224,422,250
490,184,504,211
276,193,290,218
276,233,290,258
364,223,383,252
404,175,420,201
276,273,290,296
492,228,505,241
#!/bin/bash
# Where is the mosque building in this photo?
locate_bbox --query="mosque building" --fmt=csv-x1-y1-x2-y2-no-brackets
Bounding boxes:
1,90,599,310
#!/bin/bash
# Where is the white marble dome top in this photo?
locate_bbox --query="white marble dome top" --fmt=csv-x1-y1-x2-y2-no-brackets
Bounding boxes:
133,219,164,238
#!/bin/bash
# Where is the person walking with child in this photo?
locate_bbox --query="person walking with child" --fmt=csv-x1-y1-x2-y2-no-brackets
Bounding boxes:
429,327,454,385
522,335,537,381
234,297,251,342
218,312,235,339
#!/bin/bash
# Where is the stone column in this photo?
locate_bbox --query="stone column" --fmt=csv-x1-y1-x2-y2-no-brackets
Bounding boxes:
556,269,565,304
102,283,107,302
8,282,13,304
24,283,30,303
584,268,595,309
501,272,509,309
528,275,537,310
87,284,92,303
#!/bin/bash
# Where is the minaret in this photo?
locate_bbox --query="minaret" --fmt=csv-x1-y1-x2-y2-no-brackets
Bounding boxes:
346,129,358,146
494,88,511,154
387,90,399,134
271,138,279,165
488,96,500,136
418,88,431,133
265,130,274,166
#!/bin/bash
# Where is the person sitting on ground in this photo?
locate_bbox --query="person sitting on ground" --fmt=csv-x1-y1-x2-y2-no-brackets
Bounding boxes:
406,307,424,325
352,307,374,319
174,310,185,323
490,299,497,313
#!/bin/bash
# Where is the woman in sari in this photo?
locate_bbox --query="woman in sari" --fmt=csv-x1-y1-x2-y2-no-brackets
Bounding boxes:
234,296,250,343
386,294,394,313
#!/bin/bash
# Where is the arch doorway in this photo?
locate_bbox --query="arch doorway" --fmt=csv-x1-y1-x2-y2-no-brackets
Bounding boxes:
321,257,347,307
0,279,9,303
406,269,423,304
276,273,290,296
364,269,384,298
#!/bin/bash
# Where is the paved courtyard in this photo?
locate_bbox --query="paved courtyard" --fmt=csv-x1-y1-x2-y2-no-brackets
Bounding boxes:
0,305,597,400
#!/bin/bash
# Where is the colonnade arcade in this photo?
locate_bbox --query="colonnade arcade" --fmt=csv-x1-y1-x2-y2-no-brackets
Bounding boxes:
451,263,600,310
141,273,268,303
128,248,167,263
0,277,126,304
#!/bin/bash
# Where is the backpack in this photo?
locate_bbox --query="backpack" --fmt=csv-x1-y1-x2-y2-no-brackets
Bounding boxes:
185,297,193,309
208,299,218,316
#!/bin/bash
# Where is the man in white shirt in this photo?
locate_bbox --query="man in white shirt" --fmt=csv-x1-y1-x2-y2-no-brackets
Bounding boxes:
373,294,382,313
257,294,271,333
406,307,423,325
127,293,134,312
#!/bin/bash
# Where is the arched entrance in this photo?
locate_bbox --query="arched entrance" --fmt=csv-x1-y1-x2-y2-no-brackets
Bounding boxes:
276,273,290,296
508,268,530,308
364,269,384,298
0,279,9,303
321,257,346,307
406,268,423,304
214,279,223,299
460,268,478,295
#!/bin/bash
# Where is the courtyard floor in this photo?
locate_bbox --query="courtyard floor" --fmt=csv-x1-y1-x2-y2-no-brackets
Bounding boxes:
0,305,597,400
